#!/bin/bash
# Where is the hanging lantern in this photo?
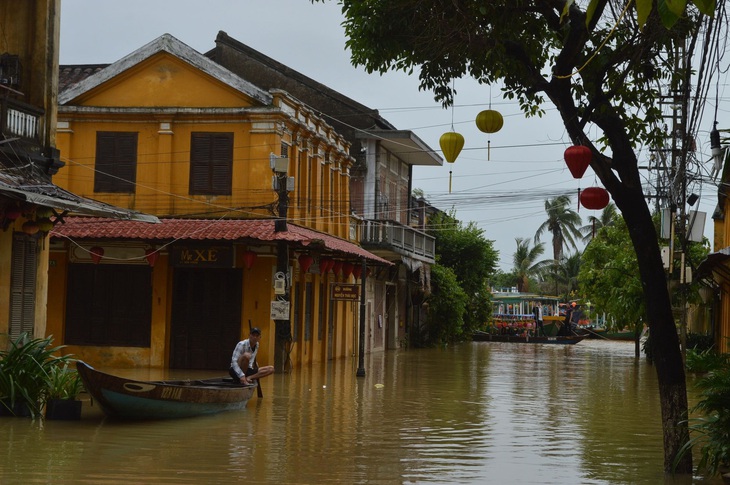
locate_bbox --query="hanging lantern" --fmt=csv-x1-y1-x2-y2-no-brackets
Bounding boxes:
5,206,21,220
352,264,363,279
145,248,160,267
439,131,464,164
320,257,333,274
332,260,343,276
475,109,503,161
342,262,354,279
89,246,104,264
580,187,610,210
21,220,39,235
243,250,257,270
440,131,464,194
475,109,504,134
36,218,54,233
564,145,592,179
298,253,314,273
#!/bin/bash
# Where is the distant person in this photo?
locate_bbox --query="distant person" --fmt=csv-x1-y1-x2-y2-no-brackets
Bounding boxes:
533,305,544,336
229,327,274,385
561,302,576,336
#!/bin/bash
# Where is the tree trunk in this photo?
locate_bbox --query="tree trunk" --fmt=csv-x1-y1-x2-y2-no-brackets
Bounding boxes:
618,190,692,474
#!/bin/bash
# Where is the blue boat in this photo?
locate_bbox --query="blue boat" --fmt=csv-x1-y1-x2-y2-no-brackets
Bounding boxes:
76,361,255,419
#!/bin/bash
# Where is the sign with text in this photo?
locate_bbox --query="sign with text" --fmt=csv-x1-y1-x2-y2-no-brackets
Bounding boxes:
171,244,234,268
270,301,290,320
331,283,360,301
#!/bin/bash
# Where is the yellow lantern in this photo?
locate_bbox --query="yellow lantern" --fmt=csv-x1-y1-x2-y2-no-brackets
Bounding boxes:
475,109,503,161
439,131,464,193
476,110,504,133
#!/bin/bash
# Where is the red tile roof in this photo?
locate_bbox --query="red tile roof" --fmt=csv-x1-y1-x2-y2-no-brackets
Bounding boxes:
51,217,391,265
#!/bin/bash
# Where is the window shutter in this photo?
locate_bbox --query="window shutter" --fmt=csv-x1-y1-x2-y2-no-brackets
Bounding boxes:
9,234,37,339
94,132,137,193
190,132,232,195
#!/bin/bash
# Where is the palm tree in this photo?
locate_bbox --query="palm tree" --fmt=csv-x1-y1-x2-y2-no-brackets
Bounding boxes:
555,251,582,297
580,203,618,243
513,237,552,292
534,195,583,260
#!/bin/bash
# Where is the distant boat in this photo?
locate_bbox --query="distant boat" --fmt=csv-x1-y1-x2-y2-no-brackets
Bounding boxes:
472,331,586,345
76,361,255,419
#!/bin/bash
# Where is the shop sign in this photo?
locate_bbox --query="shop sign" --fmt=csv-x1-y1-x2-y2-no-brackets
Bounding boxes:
331,283,360,301
171,244,234,268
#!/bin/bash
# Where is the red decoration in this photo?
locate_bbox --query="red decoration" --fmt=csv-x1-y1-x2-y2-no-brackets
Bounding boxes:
580,187,610,210
5,206,21,220
90,246,104,264
332,260,343,276
352,265,363,279
564,145,592,179
243,250,257,270
145,248,159,267
342,262,354,279
298,254,314,273
320,257,333,274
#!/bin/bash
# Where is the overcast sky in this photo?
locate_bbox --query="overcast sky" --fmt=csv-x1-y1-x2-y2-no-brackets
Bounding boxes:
59,0,728,272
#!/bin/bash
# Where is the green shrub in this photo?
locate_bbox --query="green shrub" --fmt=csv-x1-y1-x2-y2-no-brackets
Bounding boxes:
686,347,730,374
675,353,730,476
46,363,84,400
0,333,73,418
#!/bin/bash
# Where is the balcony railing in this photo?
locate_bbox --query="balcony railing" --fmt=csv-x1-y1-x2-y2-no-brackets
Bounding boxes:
360,219,435,262
1,96,43,143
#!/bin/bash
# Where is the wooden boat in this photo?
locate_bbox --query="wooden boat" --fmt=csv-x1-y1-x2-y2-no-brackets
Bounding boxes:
76,361,255,419
472,331,586,345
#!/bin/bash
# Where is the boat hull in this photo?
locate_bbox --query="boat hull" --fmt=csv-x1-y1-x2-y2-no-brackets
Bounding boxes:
76,361,255,419
473,332,585,345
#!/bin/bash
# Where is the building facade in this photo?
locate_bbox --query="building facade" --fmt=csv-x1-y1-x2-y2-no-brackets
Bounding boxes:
0,0,154,349
50,34,398,370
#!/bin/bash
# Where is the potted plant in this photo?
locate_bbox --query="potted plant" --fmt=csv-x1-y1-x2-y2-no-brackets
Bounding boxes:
44,362,84,420
0,333,72,419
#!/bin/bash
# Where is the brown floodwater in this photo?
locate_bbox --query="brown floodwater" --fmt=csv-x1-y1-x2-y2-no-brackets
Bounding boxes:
0,340,724,484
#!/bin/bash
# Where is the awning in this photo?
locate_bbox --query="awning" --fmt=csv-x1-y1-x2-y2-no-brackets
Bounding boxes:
50,217,392,265
0,175,159,223
696,248,730,284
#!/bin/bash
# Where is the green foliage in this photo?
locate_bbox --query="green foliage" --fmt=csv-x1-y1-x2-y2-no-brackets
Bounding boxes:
675,351,730,476
46,363,84,401
0,333,74,418
428,211,498,340
534,195,582,261
425,264,468,345
512,237,553,292
686,347,729,374
579,216,645,329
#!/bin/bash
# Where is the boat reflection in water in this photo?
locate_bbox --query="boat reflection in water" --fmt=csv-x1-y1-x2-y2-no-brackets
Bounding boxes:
0,342,723,484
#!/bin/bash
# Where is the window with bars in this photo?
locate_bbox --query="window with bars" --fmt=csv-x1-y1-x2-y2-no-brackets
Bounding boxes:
189,132,233,195
94,132,138,193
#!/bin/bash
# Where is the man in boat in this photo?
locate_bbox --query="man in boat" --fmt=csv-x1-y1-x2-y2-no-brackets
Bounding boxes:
229,328,274,385
560,302,576,336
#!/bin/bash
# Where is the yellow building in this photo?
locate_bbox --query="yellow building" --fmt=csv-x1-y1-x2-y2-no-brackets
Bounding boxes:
697,153,730,354
0,0,153,350
50,34,390,371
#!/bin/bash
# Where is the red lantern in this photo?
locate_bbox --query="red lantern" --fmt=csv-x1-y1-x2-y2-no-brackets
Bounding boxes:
145,248,159,267
5,206,21,220
332,260,343,276
320,257,333,274
243,250,257,270
352,264,363,279
564,145,592,179
580,187,610,210
342,262,354,279
298,253,314,273
90,246,104,264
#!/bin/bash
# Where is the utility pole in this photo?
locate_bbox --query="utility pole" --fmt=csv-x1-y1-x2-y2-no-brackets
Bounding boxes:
271,153,292,372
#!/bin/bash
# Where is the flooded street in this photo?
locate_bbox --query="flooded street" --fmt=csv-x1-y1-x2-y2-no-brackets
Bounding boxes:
0,340,723,484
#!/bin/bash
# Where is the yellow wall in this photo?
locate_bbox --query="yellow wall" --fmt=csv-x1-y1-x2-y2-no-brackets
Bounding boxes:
49,45,360,369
